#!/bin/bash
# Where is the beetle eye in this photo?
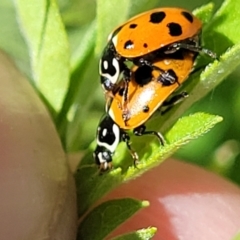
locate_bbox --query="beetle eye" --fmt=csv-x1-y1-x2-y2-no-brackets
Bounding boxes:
101,77,114,91
102,151,112,162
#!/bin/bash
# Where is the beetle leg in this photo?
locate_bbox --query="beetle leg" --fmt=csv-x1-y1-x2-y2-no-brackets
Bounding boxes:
122,132,139,167
133,125,165,146
165,38,217,60
160,91,189,115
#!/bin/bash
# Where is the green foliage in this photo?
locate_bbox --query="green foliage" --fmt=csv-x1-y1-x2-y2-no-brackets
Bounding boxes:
112,227,157,240
95,0,130,55
0,1,30,75
14,0,70,113
75,166,123,216
1,0,240,239
77,198,149,240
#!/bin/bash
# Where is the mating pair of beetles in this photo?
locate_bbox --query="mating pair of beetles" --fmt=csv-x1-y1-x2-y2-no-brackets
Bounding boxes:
93,7,216,171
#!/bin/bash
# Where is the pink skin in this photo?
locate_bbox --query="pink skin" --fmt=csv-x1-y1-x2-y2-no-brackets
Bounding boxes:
105,160,240,240
0,52,77,239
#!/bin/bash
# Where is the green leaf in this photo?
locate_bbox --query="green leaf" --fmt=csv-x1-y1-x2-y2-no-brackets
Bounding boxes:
14,0,70,112
75,164,123,217
61,0,96,27
0,0,30,76
193,3,214,24
112,227,157,240
124,113,222,181
166,113,222,142
56,22,96,145
205,0,240,53
77,198,149,240
127,0,160,17
69,22,96,72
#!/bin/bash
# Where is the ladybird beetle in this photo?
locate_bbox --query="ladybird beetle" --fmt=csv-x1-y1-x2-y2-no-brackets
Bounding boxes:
109,49,196,129
94,50,195,170
93,114,164,171
99,7,216,107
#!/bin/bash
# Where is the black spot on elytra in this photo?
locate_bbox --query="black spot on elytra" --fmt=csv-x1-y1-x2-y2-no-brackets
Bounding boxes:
129,23,137,29
142,105,149,113
167,22,182,36
124,40,134,49
181,11,193,23
149,11,166,24
134,65,153,86
143,43,148,48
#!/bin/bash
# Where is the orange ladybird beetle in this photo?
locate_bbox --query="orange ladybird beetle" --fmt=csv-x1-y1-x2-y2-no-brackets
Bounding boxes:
94,49,196,170
99,7,216,108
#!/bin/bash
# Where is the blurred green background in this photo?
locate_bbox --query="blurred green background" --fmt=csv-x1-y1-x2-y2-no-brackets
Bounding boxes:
1,0,240,185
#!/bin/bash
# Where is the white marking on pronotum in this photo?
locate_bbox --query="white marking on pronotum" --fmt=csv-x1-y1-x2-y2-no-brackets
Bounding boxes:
103,60,108,70
102,128,107,137
112,35,118,48
97,123,120,154
99,58,120,86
